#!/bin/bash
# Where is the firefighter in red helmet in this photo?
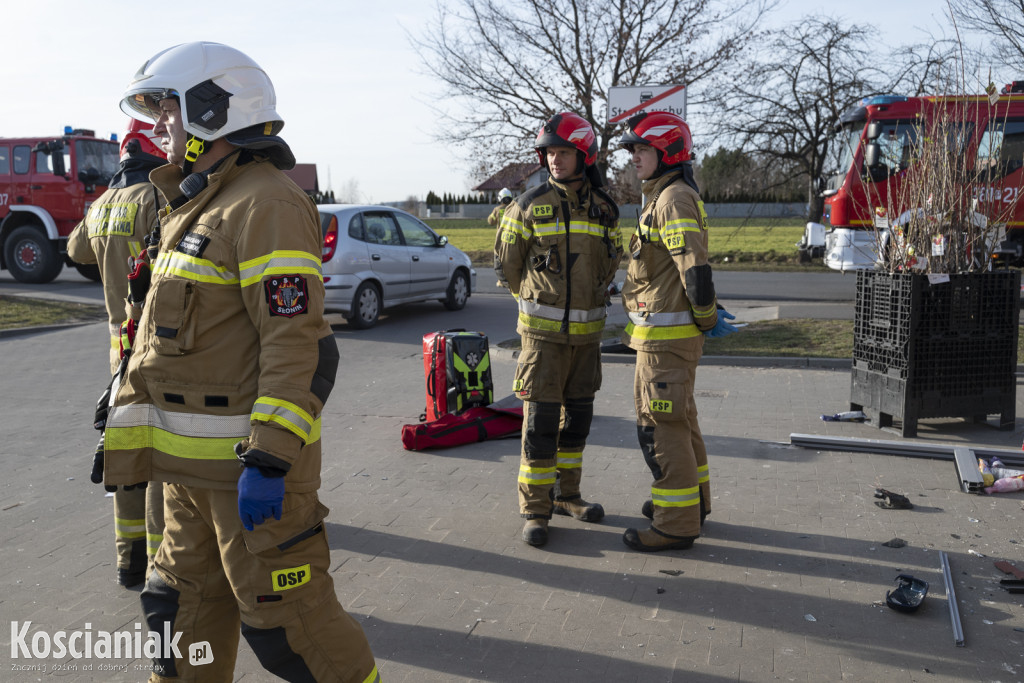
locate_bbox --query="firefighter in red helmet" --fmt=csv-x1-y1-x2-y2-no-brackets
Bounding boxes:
495,112,623,547
618,110,736,552
68,118,168,588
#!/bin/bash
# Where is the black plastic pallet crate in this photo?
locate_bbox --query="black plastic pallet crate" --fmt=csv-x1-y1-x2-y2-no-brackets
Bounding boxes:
850,270,1020,437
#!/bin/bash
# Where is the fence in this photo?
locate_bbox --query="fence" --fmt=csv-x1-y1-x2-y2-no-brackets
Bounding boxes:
418,202,806,220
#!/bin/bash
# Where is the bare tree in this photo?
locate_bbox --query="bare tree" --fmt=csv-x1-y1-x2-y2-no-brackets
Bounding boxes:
949,0,1024,70
336,178,364,204
715,17,958,222
411,0,774,182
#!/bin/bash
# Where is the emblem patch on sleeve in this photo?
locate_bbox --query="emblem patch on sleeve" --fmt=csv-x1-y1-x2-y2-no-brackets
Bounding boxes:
265,275,309,317
532,204,553,218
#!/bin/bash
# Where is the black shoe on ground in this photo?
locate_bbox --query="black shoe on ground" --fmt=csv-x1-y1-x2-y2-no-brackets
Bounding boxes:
553,497,605,523
623,527,698,552
522,519,549,547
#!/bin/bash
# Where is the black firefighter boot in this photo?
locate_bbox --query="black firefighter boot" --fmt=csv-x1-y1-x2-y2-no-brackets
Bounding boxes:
522,518,549,546
117,539,147,588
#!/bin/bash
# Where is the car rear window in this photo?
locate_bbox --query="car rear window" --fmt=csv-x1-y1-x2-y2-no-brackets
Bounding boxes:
348,213,365,240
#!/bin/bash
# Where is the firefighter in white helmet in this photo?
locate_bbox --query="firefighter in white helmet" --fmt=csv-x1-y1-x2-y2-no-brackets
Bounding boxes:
68,119,168,588
488,187,514,226
107,41,378,681
618,111,737,552
495,112,622,547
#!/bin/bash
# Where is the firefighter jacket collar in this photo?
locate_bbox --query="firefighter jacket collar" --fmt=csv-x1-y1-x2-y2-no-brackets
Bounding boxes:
110,155,166,190
149,149,248,217
548,176,591,213
640,168,685,204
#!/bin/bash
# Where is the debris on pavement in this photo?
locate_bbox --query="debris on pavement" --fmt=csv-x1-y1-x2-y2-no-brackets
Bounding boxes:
995,560,1024,580
882,538,907,548
875,488,914,510
820,410,867,422
886,574,929,613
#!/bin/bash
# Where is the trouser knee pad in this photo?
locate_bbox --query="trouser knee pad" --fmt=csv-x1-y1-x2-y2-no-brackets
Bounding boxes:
524,401,562,459
241,623,316,682
559,397,594,450
637,424,661,479
140,572,181,678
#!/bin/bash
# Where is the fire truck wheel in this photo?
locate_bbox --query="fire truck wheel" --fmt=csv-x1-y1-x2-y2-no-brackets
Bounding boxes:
347,281,380,329
442,269,469,311
5,225,63,284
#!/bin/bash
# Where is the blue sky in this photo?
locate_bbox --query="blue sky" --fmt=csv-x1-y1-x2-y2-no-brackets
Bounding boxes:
2,0,995,202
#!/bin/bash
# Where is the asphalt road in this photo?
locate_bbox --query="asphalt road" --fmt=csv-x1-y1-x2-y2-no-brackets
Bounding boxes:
0,264,858,337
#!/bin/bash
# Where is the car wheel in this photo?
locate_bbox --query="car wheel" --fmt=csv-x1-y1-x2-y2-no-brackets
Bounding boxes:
443,270,469,311
74,263,103,282
347,281,380,329
4,225,63,283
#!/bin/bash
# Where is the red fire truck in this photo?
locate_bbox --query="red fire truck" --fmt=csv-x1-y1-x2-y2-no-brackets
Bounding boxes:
800,83,1024,271
0,128,120,283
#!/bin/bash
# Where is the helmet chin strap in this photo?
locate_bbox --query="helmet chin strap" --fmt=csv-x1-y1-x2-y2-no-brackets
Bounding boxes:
182,134,206,176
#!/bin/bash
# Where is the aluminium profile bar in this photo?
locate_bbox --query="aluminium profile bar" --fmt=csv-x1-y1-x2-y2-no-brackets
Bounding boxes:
789,433,1024,463
939,551,965,647
952,447,985,494
790,433,1024,494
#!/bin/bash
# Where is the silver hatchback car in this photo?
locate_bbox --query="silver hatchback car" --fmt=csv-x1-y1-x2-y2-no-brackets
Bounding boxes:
318,204,477,328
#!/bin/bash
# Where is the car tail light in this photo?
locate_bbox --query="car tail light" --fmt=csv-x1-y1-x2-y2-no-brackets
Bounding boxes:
322,215,338,262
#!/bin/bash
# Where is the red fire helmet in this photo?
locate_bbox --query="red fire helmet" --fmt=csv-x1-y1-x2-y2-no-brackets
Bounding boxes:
120,118,166,160
619,111,692,164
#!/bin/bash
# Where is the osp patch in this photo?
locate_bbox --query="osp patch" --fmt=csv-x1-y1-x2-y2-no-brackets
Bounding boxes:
270,564,311,591
265,275,308,317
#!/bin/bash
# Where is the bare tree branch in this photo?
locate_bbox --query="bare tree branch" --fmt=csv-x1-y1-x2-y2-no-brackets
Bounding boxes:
949,0,1024,70
712,16,954,222
409,0,775,188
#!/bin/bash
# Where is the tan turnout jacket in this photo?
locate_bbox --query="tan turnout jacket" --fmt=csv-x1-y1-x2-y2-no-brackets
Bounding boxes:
495,178,622,345
68,181,159,372
621,170,719,353
104,151,336,492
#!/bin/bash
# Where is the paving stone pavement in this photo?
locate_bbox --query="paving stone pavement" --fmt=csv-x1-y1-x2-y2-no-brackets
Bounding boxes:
2,319,1024,682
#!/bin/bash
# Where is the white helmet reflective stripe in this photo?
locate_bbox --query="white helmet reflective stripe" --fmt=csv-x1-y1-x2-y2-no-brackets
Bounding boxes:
120,42,282,140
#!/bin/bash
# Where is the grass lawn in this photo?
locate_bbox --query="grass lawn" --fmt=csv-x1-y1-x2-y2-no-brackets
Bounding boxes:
424,217,819,269
0,295,106,331
703,319,853,357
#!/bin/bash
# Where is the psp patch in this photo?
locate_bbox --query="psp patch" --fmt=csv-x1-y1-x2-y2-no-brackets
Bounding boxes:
265,275,309,317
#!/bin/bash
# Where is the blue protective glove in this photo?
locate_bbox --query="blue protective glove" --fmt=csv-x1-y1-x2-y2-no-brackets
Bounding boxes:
704,308,739,339
238,467,285,531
